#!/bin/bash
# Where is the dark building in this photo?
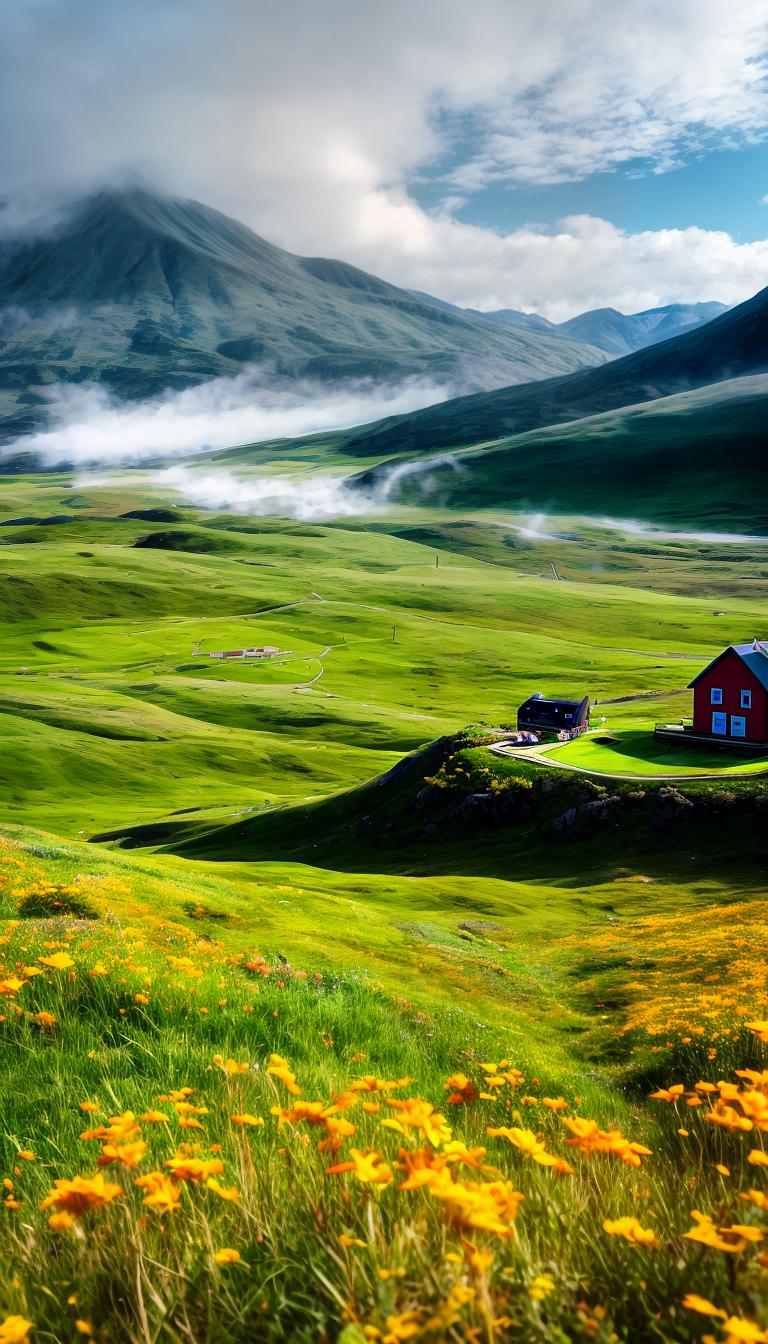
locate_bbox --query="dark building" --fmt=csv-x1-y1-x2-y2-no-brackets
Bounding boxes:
517,692,590,739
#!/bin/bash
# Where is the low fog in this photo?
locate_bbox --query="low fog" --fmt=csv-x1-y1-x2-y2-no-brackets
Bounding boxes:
155,465,371,522
0,367,449,468
153,454,464,523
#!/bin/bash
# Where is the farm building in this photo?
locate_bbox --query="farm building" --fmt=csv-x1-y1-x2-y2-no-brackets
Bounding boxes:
517,692,590,740
656,639,768,749
207,646,281,660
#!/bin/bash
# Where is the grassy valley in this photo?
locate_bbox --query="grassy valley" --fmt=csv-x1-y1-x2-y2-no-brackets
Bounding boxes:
0,458,765,1341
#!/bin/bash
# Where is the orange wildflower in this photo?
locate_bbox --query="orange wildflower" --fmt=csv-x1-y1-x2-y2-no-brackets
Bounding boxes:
41,1172,122,1217
135,1171,182,1214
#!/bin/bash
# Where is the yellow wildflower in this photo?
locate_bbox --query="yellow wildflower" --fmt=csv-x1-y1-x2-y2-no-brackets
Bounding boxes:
326,1148,392,1185
603,1216,659,1247
382,1098,451,1147
206,1178,240,1202
213,1248,243,1266
0,1317,34,1343
38,952,74,971
682,1294,726,1318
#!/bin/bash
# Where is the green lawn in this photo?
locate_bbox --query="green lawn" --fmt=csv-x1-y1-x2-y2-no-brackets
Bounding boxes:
548,726,768,776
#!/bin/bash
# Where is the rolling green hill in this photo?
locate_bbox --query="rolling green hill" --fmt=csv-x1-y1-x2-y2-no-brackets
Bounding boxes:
0,187,605,439
335,282,768,460
355,375,768,531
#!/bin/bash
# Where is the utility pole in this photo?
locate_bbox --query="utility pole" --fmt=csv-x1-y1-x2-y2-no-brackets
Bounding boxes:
435,554,439,569
392,625,397,643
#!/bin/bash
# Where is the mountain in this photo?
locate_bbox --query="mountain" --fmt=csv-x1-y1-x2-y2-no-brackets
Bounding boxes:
411,293,728,355
354,375,768,532
557,302,728,356
334,282,768,460
0,187,605,437
409,291,557,336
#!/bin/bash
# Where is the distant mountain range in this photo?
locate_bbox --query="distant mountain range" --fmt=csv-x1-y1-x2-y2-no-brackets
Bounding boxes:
412,293,728,358
337,281,768,460
0,187,607,438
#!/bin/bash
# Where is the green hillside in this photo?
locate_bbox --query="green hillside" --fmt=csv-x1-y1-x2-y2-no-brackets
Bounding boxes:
0,188,605,439
354,375,768,531
0,468,766,1343
334,283,768,460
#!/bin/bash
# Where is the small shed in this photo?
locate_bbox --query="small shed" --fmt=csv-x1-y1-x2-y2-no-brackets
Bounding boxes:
517,692,590,739
687,639,768,745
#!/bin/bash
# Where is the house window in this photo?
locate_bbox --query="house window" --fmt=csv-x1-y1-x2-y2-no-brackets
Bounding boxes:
741,690,752,709
710,688,723,704
730,716,746,738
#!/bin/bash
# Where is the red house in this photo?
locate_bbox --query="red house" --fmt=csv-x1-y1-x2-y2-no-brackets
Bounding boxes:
686,640,768,746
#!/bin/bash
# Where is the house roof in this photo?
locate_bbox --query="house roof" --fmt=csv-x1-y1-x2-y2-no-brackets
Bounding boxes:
518,693,589,727
519,695,586,712
688,641,768,692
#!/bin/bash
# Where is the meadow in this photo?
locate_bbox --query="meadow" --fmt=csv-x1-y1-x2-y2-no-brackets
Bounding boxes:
0,465,766,1341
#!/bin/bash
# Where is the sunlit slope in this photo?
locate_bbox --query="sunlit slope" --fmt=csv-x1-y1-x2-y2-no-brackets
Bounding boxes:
355,376,768,531
335,283,768,459
0,187,605,438
0,828,765,1343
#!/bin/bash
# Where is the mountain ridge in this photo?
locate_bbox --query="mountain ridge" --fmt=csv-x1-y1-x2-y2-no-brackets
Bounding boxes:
0,186,607,438
334,280,768,459
409,290,728,356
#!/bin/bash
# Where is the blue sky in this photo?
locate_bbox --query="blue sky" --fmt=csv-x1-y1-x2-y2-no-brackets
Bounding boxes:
414,142,768,244
3,0,768,318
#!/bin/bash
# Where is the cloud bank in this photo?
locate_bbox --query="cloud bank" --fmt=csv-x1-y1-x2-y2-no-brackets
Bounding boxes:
2,0,768,315
0,369,448,468
153,454,465,522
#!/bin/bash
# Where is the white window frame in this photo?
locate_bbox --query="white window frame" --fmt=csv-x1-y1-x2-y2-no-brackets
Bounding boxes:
730,715,746,738
710,687,723,704
741,689,752,709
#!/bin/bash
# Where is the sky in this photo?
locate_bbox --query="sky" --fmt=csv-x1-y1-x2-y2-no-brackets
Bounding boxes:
2,0,768,318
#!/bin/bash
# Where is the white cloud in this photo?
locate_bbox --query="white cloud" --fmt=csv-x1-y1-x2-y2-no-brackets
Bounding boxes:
2,0,768,315
0,367,448,468
313,201,768,319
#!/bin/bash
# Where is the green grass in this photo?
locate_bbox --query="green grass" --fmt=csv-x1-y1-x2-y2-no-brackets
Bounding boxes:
0,831,765,1343
0,465,767,1340
547,726,768,777
352,376,768,531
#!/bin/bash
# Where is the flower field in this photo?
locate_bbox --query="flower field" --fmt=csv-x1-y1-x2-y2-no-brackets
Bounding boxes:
0,838,765,1343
